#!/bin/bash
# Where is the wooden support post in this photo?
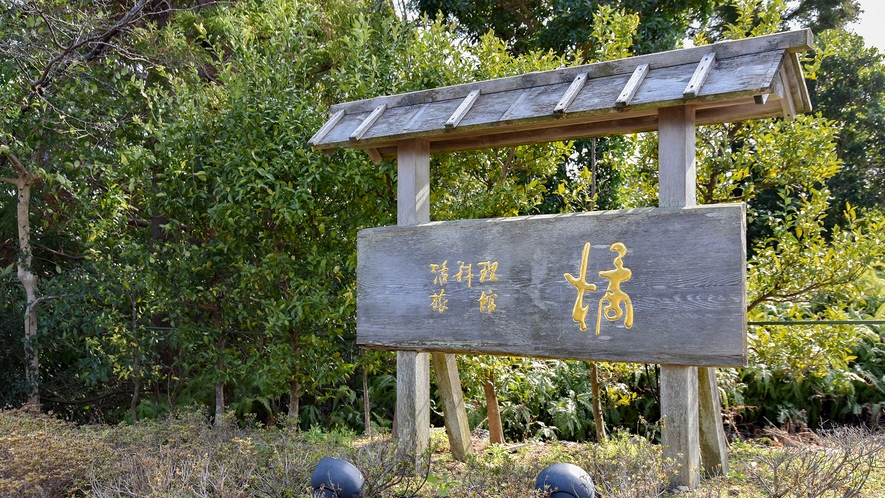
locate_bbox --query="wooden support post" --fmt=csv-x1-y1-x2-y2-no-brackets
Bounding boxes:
396,139,431,468
660,364,699,487
395,139,472,466
658,105,730,485
395,351,429,468
699,366,729,476
431,353,473,460
658,106,700,489
658,106,696,209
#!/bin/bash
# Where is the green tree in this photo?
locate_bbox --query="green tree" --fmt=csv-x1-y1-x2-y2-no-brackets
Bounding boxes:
806,30,885,220
0,0,170,405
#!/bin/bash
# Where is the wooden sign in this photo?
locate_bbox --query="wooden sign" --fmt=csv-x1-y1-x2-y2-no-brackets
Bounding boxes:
357,204,747,367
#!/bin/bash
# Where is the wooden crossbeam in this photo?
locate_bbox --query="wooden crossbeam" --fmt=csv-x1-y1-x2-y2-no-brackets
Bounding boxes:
367,148,383,164
779,66,796,121
615,64,649,107
308,109,345,147
553,73,588,114
445,89,480,129
683,53,716,98
350,104,387,142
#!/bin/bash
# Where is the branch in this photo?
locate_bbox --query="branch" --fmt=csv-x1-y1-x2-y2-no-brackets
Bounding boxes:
29,1,64,50
26,295,66,317
29,0,152,90
34,242,85,260
0,146,30,179
40,388,129,406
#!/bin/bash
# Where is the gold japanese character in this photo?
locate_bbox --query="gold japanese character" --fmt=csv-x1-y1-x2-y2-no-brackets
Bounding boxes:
454,261,474,288
478,261,499,283
564,242,597,331
429,260,449,286
596,242,633,335
430,288,448,313
478,290,497,314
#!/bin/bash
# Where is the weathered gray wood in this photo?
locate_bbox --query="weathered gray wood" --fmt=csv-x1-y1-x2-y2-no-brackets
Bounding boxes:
778,66,796,121
395,139,473,468
445,89,480,129
367,148,382,164
554,73,588,114
307,109,344,147
350,104,387,142
357,204,747,367
397,139,429,226
698,366,729,476
395,350,430,468
658,105,701,490
616,63,649,107
315,51,793,154
661,365,700,488
327,30,812,116
431,353,473,460
659,106,697,209
683,53,716,98
311,31,813,157
788,51,812,112
395,139,431,468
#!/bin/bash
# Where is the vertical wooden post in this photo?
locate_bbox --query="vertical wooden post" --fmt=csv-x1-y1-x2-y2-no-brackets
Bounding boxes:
395,139,473,465
396,139,431,468
658,106,700,489
658,105,730,484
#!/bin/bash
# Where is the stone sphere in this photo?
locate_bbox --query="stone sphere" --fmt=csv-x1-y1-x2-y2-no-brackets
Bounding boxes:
310,457,365,498
535,462,595,498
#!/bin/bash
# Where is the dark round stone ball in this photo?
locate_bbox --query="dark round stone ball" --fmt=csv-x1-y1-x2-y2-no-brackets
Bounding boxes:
535,462,595,498
310,457,365,498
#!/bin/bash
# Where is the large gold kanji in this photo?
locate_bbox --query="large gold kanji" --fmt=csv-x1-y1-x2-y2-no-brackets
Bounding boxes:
564,242,597,331
596,242,633,335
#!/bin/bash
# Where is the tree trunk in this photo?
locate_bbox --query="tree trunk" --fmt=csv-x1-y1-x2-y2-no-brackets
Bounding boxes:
130,296,140,425
483,371,505,444
214,335,226,426
215,382,224,425
2,151,40,406
288,331,300,423
589,362,607,442
363,366,372,436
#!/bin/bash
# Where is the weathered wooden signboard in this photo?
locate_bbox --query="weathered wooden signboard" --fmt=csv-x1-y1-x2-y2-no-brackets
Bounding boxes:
315,29,814,488
358,204,747,367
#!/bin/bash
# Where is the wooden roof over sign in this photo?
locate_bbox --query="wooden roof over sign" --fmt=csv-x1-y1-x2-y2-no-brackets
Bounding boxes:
309,30,814,162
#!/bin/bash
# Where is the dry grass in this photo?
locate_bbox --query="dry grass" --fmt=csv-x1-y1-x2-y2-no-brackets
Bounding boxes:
2,407,885,497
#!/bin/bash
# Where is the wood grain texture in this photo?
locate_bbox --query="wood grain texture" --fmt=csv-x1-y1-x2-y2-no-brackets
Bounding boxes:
431,353,473,460
698,366,729,476
310,30,814,158
554,73,588,114
357,205,747,367
659,106,697,208
395,350,430,468
661,365,701,488
328,30,812,116
615,63,649,107
683,53,716,98
446,90,480,129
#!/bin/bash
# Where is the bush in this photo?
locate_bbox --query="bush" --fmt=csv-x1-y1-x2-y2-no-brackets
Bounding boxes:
0,405,115,497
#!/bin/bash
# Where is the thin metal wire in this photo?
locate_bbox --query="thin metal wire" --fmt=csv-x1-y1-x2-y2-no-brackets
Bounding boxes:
748,320,885,326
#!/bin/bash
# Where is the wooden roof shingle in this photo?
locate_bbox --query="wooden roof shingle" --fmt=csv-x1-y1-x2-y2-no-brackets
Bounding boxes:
310,30,814,161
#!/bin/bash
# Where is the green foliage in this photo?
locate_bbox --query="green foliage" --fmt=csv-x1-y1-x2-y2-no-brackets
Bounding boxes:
807,29,885,221
413,0,717,56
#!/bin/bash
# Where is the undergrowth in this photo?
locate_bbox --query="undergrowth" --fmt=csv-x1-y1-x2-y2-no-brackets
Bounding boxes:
2,407,884,497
